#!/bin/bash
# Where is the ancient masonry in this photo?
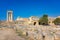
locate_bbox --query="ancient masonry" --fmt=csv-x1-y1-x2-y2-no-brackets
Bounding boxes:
7,10,13,22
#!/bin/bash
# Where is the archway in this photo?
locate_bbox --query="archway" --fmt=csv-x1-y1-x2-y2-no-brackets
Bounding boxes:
39,22,41,25
34,22,36,25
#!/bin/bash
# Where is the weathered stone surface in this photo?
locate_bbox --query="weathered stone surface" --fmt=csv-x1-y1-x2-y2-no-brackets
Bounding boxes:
54,34,60,40
0,28,25,40
44,34,54,40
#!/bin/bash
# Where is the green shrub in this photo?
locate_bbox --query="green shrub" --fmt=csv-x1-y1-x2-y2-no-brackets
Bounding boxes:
38,14,48,25
53,18,60,25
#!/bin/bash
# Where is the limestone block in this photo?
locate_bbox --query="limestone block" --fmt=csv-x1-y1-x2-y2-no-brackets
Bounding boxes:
35,34,43,40
23,32,26,35
44,34,54,40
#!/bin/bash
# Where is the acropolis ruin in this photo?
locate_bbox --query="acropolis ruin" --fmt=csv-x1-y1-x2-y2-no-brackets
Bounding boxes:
0,10,60,40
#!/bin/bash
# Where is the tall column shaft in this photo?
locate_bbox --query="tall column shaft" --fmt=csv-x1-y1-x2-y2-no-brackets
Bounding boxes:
7,10,13,22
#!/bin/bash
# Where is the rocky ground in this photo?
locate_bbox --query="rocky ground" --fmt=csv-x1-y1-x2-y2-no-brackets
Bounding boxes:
0,28,25,40
0,25,60,40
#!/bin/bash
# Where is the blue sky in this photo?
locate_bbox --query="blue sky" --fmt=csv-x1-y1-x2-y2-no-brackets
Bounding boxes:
0,0,60,20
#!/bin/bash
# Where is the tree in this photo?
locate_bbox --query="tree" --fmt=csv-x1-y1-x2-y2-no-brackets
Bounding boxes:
38,14,48,25
53,18,60,25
